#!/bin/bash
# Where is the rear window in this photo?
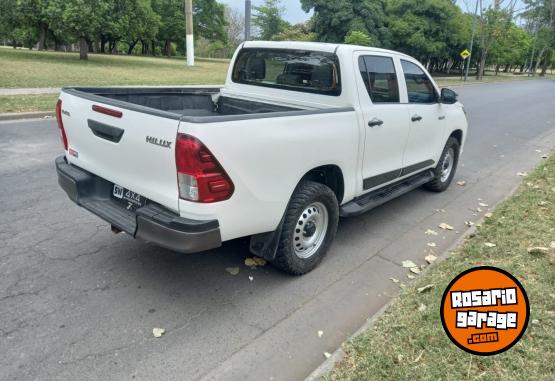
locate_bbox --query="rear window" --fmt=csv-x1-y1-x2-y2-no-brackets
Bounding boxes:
232,48,341,96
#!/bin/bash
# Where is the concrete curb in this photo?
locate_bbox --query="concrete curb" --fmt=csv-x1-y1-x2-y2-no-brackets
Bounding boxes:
0,111,55,121
303,179,526,380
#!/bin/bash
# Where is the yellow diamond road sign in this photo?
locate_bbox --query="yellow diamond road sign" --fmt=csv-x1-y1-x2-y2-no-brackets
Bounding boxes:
460,49,471,60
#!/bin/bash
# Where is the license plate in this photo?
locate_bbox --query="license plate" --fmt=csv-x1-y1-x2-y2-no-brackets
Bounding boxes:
112,184,147,211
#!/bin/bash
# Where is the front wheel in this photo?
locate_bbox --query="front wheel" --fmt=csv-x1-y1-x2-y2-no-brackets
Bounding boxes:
424,137,460,192
271,181,339,275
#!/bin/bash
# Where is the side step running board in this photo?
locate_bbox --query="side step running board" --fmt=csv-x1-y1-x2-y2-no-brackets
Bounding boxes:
340,170,435,217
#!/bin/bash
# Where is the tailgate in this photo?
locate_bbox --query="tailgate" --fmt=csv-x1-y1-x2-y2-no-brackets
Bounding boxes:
59,91,180,212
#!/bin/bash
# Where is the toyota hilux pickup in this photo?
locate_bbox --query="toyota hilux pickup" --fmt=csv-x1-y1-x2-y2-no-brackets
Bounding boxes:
55,41,467,275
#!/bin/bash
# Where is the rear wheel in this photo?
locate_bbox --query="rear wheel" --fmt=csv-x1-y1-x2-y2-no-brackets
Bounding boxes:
425,137,460,192
271,181,339,275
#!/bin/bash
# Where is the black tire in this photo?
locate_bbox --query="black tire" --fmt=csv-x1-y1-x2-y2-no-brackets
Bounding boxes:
424,137,460,192
271,181,339,275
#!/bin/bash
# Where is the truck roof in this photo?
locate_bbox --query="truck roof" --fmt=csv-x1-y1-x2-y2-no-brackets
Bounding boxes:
241,41,413,60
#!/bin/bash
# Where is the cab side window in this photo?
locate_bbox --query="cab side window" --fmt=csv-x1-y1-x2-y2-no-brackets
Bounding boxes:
401,60,438,104
358,56,399,103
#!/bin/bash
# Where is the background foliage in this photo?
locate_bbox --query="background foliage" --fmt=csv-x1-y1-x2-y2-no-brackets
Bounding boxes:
0,0,552,75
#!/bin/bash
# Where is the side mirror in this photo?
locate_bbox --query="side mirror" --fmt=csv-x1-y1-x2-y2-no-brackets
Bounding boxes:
440,88,458,104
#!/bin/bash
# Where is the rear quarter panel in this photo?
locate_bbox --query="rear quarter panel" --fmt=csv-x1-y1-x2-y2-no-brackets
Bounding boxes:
178,111,360,241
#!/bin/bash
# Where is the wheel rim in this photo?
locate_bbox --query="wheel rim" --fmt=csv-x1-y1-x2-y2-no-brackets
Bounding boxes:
293,202,329,259
440,148,455,183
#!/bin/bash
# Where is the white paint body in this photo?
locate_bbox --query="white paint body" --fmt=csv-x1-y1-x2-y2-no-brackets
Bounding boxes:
60,41,468,243
186,35,194,66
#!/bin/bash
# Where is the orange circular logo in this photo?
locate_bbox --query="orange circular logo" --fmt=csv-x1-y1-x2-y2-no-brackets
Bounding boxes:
440,267,529,356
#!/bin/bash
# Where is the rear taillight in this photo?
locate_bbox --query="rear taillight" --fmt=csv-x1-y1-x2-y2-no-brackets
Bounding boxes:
175,133,234,203
55,99,68,151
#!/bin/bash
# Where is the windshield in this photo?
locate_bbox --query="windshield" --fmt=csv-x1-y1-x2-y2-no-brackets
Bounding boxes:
232,48,341,96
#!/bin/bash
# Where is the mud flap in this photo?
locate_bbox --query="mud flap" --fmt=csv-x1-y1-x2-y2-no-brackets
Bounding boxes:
249,216,285,261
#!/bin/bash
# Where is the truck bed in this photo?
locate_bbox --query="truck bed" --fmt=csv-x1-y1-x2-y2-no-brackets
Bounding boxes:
62,87,303,122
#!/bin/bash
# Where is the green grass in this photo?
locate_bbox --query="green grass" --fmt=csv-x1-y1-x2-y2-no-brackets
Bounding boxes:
435,71,554,87
0,48,229,88
0,94,59,113
326,155,555,380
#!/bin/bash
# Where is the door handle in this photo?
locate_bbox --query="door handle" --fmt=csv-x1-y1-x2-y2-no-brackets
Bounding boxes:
368,118,384,127
411,115,423,122
88,119,124,143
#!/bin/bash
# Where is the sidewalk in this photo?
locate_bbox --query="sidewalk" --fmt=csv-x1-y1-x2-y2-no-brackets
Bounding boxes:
0,87,61,96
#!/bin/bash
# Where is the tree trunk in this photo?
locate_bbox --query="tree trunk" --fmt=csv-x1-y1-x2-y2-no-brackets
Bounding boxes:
100,36,106,54
12,39,17,48
165,40,171,57
79,37,89,60
127,40,138,55
503,64,510,73
533,46,547,76
38,24,47,51
151,41,156,56
540,50,552,77
495,64,500,75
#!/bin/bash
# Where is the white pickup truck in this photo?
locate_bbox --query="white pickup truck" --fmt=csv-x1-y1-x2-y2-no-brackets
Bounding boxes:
55,41,467,274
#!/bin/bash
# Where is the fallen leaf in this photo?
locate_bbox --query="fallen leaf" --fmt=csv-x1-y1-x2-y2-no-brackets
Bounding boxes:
527,247,550,255
417,284,434,293
435,209,446,213
484,242,497,248
517,172,528,177
225,267,240,275
412,350,425,364
244,257,266,269
410,267,421,274
476,207,483,213
152,328,165,338
318,330,324,338
389,277,400,283
253,257,267,266
550,241,555,249
425,254,438,264
465,221,474,227
484,212,493,218
244,258,257,268
402,260,418,268
418,304,427,312
538,201,549,206
324,352,332,359
438,223,454,230
427,242,437,248
407,274,415,279
478,202,489,207
248,276,254,282
456,180,466,186
535,149,542,153
425,229,438,236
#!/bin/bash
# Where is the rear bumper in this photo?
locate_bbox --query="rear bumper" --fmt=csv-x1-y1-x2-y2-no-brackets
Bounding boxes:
55,156,222,253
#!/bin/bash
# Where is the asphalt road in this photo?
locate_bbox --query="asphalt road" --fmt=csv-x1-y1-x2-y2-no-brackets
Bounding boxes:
1,79,554,381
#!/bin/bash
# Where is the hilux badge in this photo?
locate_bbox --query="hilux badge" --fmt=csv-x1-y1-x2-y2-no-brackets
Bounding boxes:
146,136,172,149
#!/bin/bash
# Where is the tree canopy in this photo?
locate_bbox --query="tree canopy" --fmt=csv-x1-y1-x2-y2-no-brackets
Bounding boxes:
0,0,551,74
